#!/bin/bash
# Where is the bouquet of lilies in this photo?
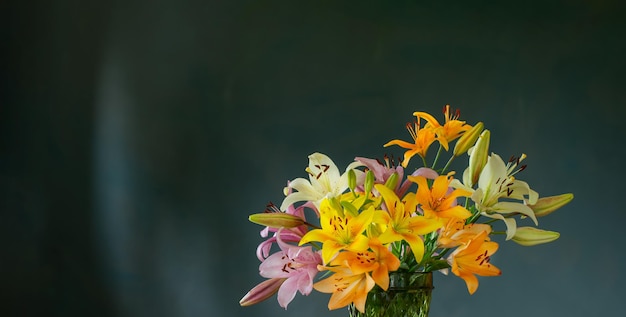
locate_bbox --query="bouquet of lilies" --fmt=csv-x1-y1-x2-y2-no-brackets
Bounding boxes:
239,106,573,313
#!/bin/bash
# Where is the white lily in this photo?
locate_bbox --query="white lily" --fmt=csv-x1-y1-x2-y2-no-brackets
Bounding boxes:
451,153,538,240
280,153,363,211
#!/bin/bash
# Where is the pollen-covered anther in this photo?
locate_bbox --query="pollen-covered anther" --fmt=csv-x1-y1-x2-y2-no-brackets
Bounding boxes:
264,202,280,213
442,105,462,121
378,154,400,169
475,250,491,266
405,118,423,141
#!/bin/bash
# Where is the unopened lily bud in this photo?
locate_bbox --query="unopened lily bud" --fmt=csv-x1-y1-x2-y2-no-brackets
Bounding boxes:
511,227,560,246
248,213,305,228
364,170,375,194
453,122,484,157
348,169,357,192
384,172,399,190
328,196,344,216
467,129,490,186
239,277,286,306
529,193,574,217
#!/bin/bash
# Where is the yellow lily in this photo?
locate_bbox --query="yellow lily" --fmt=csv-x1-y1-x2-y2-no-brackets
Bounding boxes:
449,230,501,294
299,198,373,264
383,117,436,167
374,184,442,262
414,105,471,151
410,174,472,223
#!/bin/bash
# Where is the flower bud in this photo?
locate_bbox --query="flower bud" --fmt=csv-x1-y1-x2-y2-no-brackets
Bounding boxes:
384,172,399,191
248,213,305,228
511,227,560,246
347,169,357,192
239,278,286,306
467,129,490,187
328,196,344,217
453,122,484,157
364,170,375,195
529,193,574,217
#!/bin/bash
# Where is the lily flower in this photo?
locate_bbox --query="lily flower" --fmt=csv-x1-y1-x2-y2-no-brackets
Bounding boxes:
355,156,404,193
355,156,439,198
280,152,363,211
256,201,313,261
438,217,493,248
331,239,401,290
314,264,375,313
410,174,472,223
451,153,538,239
448,230,501,294
383,117,436,167
258,230,323,309
299,198,374,264
414,105,472,151
374,184,442,262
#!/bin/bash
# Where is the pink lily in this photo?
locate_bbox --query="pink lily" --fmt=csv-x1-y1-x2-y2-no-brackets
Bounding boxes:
256,187,317,261
355,156,438,197
258,230,322,308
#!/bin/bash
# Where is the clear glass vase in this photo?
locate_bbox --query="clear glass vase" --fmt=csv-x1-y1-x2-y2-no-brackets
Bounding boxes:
348,271,433,317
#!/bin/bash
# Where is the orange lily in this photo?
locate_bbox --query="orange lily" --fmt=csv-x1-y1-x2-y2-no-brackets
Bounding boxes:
449,230,501,294
438,217,492,248
410,174,472,223
383,117,436,167
414,105,471,151
332,239,401,291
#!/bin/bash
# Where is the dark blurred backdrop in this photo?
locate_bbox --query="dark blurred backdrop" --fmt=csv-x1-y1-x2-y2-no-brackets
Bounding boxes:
2,1,625,317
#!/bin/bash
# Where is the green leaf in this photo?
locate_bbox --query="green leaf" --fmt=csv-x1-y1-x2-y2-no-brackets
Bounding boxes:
425,259,451,272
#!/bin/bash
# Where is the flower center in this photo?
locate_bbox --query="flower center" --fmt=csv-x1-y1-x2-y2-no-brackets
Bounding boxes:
475,250,492,268
280,254,303,273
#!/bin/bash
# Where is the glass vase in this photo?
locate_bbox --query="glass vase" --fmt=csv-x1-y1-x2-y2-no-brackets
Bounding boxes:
348,271,433,317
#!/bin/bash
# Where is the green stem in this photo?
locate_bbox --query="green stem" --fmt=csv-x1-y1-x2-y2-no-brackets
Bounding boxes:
440,155,455,174
463,204,482,224
433,248,451,260
420,155,428,168
431,144,443,169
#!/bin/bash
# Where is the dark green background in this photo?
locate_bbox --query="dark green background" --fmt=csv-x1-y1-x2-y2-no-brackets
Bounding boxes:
2,1,625,316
